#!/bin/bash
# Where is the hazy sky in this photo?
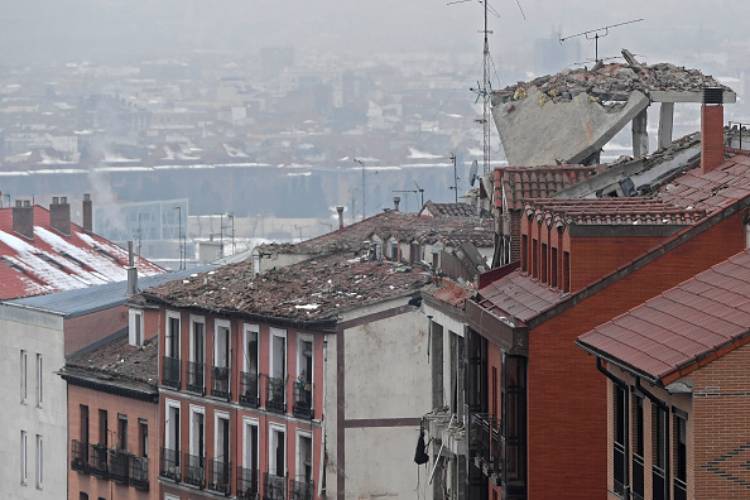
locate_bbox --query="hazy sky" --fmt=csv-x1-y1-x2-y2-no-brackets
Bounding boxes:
1,0,749,67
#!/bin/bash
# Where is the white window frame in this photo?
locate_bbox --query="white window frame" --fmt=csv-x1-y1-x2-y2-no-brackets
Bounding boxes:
165,310,181,359
189,315,206,364
164,399,181,452
35,434,43,489
129,308,145,347
269,328,287,381
295,430,313,483
296,334,314,405
35,354,43,407
20,350,28,404
214,411,231,462
268,424,287,477
242,417,260,470
243,324,260,374
188,405,205,458
20,430,28,485
214,319,232,370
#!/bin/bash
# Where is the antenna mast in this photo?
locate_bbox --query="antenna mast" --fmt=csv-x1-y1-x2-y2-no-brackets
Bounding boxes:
560,18,645,63
481,0,492,176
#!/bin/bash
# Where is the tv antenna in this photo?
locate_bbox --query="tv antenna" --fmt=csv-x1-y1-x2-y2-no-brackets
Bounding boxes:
449,153,460,204
560,18,644,63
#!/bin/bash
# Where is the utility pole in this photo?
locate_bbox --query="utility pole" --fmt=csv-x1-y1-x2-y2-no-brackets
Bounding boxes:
449,153,459,204
353,158,366,220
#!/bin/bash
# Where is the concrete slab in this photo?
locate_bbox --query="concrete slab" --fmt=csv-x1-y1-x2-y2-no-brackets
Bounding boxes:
492,87,650,166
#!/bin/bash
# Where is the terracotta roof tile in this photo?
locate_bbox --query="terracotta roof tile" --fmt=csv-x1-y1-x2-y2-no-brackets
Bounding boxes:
494,165,601,210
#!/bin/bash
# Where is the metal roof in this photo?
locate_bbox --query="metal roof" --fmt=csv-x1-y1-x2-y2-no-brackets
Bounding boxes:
6,266,215,318
578,249,750,384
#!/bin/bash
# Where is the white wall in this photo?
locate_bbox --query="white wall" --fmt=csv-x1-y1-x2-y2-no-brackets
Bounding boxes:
0,304,66,500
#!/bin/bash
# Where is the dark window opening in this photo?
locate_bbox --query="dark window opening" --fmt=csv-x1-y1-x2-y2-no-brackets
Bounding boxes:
674,414,687,500
502,355,527,491
632,396,645,500
139,420,148,458
613,385,628,496
532,239,538,279
541,244,548,283
563,251,571,292
551,247,558,288
98,410,108,448
117,414,128,451
521,235,528,273
652,405,668,500
80,405,89,445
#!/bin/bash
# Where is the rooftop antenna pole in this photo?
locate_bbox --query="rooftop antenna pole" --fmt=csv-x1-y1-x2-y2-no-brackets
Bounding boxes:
449,153,459,203
560,18,645,63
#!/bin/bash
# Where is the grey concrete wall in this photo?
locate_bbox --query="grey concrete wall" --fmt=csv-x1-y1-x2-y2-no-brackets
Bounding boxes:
0,305,66,500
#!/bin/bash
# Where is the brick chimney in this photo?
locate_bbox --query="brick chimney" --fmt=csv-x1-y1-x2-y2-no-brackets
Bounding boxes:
701,87,725,174
13,200,34,239
82,193,93,232
50,196,71,235
336,206,345,230
127,240,138,297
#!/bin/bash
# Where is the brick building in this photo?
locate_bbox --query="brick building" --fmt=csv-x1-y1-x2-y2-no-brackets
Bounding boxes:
463,99,750,500
577,248,750,500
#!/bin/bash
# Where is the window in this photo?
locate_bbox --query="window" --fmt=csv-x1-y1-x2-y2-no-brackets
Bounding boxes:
243,419,259,471
98,410,108,447
613,384,627,496
165,313,180,359
79,493,89,500
20,350,28,403
269,426,286,477
295,335,314,418
20,430,28,485
80,405,89,445
652,405,668,500
491,366,498,419
632,396,644,500
532,239,538,278
541,243,548,283
163,400,181,480
189,407,205,459
551,247,558,288
35,434,43,489
242,325,260,406
430,322,444,409
188,317,205,392
269,329,287,410
117,414,128,451
563,251,571,292
502,355,527,484
212,321,231,398
129,309,144,346
674,414,688,500
35,354,43,406
521,235,528,272
139,419,148,458
296,433,313,484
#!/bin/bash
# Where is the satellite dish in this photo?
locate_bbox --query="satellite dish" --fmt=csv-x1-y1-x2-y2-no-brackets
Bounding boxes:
469,160,479,187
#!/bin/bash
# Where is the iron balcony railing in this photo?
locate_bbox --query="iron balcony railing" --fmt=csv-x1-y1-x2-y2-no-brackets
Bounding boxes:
187,361,205,393
108,449,130,484
266,376,286,414
129,455,150,491
240,371,260,408
470,413,503,477
162,355,181,388
212,366,230,399
289,478,314,500
160,447,181,482
208,458,232,495
237,466,259,500
184,453,206,488
263,473,287,500
70,440,149,491
89,443,109,476
293,383,313,420
71,440,88,472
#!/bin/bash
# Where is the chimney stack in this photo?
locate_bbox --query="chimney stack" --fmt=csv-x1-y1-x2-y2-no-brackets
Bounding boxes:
701,87,725,174
127,240,138,297
393,196,401,212
82,193,93,233
336,206,345,230
50,196,71,235
13,200,34,239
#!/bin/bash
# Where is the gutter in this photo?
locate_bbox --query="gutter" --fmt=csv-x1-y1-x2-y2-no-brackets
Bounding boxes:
60,369,159,403
576,340,660,385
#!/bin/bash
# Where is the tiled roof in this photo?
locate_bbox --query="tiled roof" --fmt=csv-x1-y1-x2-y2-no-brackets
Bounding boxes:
426,279,473,308
494,165,601,210
141,253,431,324
475,272,567,324
578,250,750,383
524,198,707,226
421,201,478,217
0,206,163,299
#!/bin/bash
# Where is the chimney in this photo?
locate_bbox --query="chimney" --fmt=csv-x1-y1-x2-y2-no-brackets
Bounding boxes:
82,193,93,233
393,196,401,212
336,205,345,230
13,200,34,239
49,196,71,235
127,240,138,297
701,87,725,174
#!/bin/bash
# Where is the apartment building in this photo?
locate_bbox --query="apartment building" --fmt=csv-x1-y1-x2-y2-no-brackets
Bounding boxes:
578,248,750,499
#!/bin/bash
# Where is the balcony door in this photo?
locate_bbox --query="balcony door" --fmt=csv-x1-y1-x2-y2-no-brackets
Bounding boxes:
166,313,180,359
190,317,205,390
269,426,286,477
242,325,259,405
296,433,312,484
215,323,230,370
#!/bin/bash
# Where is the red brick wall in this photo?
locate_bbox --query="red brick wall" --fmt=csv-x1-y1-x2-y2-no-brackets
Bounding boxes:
526,212,745,500
701,104,724,174
64,305,128,356
691,343,750,499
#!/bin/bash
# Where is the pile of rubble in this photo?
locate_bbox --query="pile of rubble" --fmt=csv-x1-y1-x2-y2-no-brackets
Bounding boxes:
495,50,730,105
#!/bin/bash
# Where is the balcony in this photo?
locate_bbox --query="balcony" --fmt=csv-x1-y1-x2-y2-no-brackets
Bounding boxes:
187,361,205,394
237,466,259,500
289,479,314,500
470,413,502,482
160,447,181,482
108,449,130,484
89,444,109,477
263,473,287,500
240,371,260,408
212,366,230,399
208,458,231,495
129,455,150,491
70,440,149,491
184,453,206,488
162,355,181,389
71,439,88,472
266,376,286,414
293,383,313,420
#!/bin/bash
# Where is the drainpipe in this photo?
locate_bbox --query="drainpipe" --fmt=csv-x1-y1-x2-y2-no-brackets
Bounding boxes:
635,377,670,500
597,359,630,500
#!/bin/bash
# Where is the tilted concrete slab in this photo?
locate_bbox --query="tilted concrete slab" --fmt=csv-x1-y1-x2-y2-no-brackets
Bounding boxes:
493,87,650,166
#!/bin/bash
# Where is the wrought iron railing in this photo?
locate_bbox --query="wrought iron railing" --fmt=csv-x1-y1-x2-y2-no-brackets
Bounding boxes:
293,383,313,419
263,473,287,500
187,361,205,393
71,440,149,491
240,371,260,408
162,355,181,388
470,413,502,476
160,447,181,482
71,440,88,472
212,366,230,399
266,376,286,414
208,458,232,495
184,453,206,488
129,455,149,491
90,443,109,476
237,466,259,500
108,449,130,483
289,478,314,500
